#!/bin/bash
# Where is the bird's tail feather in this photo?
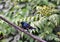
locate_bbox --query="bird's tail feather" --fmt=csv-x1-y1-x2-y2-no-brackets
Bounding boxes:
28,26,36,30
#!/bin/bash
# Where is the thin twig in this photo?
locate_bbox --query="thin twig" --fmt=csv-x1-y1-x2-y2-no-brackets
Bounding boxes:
0,16,47,42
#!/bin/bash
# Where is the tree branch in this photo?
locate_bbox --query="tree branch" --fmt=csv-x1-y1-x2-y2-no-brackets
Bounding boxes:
0,16,47,42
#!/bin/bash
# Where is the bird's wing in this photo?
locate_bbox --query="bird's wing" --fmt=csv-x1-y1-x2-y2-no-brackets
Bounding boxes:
23,22,30,27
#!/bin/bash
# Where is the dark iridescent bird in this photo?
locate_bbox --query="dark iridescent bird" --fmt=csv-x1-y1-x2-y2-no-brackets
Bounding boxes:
21,22,36,30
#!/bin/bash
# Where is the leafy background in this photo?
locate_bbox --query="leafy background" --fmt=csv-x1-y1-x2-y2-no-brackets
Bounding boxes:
0,0,60,42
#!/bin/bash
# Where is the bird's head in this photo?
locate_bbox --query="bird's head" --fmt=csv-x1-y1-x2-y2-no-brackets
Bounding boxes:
21,22,24,25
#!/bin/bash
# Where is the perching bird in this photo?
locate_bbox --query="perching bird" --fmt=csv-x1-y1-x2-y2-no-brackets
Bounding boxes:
21,22,36,30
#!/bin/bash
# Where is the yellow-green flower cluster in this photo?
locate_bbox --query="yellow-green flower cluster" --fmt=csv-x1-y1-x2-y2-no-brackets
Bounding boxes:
36,6,54,16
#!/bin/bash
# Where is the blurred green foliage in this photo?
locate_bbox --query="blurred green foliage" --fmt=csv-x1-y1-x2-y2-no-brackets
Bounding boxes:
0,0,60,42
